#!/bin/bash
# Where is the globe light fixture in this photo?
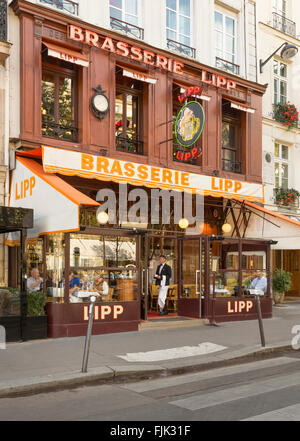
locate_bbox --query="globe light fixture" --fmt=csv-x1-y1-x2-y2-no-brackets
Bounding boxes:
96,210,109,225
260,42,298,73
222,223,232,233
179,218,189,229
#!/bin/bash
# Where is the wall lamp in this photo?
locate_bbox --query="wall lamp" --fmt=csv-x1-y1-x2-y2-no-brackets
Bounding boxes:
260,42,298,73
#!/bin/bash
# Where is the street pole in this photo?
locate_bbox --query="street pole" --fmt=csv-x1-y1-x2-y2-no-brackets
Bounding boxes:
255,294,266,347
82,296,96,373
209,272,218,326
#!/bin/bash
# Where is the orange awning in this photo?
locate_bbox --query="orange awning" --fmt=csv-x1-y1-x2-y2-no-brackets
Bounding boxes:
244,201,300,227
7,157,99,245
43,41,89,67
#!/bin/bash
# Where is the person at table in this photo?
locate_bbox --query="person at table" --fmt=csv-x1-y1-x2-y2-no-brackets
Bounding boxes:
69,271,80,295
27,268,43,292
91,272,109,299
251,272,267,293
80,273,91,291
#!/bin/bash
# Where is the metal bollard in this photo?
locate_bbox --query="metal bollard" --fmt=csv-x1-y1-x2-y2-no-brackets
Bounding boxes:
209,272,219,327
255,294,266,347
82,296,96,373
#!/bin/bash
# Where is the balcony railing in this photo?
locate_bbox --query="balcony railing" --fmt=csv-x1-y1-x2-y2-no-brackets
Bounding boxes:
272,12,296,38
167,38,196,59
216,57,240,76
116,133,144,155
42,115,78,142
39,0,79,15
222,159,242,174
0,0,7,42
110,17,144,40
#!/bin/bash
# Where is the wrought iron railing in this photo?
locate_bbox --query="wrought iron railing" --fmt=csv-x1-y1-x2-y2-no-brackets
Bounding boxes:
0,0,7,42
39,0,79,15
110,17,144,40
222,159,242,174
167,38,196,59
42,115,78,142
216,57,240,76
116,133,144,155
272,12,296,38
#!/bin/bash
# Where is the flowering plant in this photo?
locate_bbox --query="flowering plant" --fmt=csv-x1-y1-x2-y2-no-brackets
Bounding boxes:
273,102,299,131
275,187,300,206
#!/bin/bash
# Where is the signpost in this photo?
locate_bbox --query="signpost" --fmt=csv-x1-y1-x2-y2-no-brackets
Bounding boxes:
249,289,266,347
82,296,96,373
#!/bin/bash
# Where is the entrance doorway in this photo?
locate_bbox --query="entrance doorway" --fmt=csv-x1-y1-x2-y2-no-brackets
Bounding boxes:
178,236,204,318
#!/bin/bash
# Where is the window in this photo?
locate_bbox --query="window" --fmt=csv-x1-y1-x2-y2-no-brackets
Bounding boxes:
166,0,191,47
274,143,289,189
39,0,79,15
41,54,78,142
214,10,237,74
274,60,287,105
222,100,242,173
273,0,286,16
115,67,144,154
110,0,138,26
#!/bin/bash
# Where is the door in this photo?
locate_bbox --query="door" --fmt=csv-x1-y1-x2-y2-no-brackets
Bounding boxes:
178,236,204,318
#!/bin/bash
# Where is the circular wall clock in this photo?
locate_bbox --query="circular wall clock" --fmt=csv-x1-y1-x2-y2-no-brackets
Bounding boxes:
91,85,109,120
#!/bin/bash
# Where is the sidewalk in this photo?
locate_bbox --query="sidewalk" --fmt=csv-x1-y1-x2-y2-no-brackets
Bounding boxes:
0,302,299,398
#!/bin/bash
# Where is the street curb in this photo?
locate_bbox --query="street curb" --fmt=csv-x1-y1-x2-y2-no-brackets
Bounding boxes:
0,343,294,399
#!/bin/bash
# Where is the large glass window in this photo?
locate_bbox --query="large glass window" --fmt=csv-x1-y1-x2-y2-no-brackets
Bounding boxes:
115,67,144,154
274,60,287,105
273,0,287,16
214,10,237,73
274,142,289,189
166,0,191,46
69,234,138,302
41,52,78,142
222,99,242,174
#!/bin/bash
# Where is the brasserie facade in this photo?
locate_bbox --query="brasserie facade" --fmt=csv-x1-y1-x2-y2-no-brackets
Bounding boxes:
5,0,300,339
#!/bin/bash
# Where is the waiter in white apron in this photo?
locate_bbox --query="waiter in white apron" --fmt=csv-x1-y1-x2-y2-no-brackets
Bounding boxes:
154,255,172,315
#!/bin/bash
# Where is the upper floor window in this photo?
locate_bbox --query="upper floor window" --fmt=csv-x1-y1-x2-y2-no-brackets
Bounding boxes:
274,142,289,189
274,60,287,105
273,0,286,16
166,0,191,47
110,0,144,39
214,11,239,75
39,0,79,15
41,53,78,142
222,100,242,174
110,0,139,26
115,67,144,155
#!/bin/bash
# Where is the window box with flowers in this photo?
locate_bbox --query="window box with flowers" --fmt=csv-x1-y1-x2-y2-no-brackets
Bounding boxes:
275,187,300,208
273,102,299,130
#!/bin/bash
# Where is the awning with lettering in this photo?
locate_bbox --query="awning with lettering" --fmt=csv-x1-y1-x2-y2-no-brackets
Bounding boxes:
42,41,89,67
7,156,99,245
122,68,157,84
39,146,264,203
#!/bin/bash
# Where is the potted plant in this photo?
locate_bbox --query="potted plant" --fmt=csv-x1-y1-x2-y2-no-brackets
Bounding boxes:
273,102,299,131
22,291,48,340
275,188,300,207
272,269,292,306
0,287,22,342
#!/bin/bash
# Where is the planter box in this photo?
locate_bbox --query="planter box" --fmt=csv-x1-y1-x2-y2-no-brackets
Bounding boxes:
0,316,22,342
21,316,48,341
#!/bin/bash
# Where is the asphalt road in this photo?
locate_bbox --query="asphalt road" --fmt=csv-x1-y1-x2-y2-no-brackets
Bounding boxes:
1,353,300,422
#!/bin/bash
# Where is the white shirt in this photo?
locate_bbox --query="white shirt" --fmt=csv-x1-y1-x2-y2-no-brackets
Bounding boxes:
251,277,267,293
27,277,43,292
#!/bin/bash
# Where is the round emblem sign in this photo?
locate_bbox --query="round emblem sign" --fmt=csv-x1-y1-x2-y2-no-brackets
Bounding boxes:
175,101,205,147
